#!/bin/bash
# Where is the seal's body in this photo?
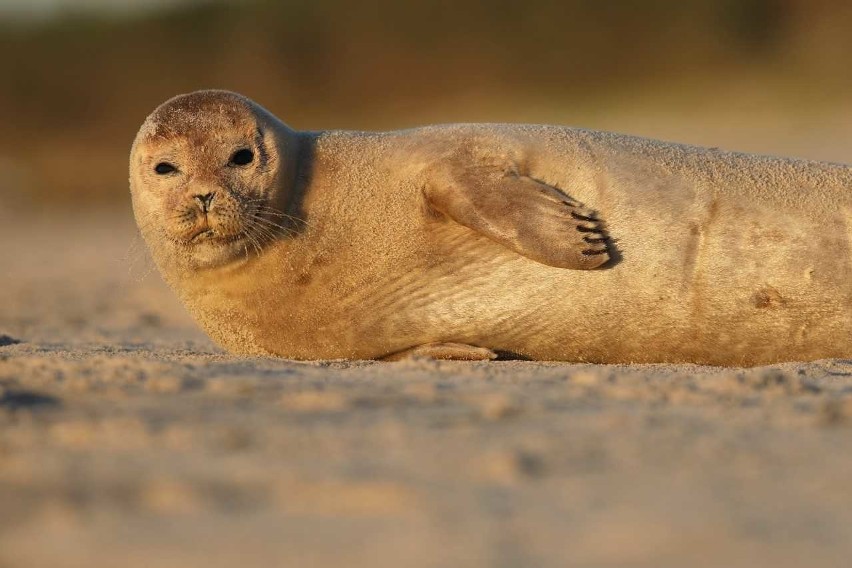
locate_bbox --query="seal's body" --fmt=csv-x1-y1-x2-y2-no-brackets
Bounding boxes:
131,91,852,365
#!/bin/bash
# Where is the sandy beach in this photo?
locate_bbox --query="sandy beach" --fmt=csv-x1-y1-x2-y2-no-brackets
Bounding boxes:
1,211,851,567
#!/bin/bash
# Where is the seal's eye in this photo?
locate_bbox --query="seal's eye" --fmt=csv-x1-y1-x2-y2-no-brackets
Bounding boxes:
229,149,254,166
154,162,177,175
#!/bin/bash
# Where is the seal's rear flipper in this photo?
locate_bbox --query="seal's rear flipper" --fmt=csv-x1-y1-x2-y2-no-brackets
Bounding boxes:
382,343,498,361
425,169,610,269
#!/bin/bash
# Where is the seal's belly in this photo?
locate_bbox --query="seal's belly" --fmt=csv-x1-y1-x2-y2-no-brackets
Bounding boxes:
464,195,852,365
671,200,852,364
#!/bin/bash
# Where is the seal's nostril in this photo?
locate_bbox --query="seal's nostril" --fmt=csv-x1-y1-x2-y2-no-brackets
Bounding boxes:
194,192,215,212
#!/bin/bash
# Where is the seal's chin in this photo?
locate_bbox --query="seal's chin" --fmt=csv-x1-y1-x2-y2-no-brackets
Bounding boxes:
183,234,250,269
170,225,253,269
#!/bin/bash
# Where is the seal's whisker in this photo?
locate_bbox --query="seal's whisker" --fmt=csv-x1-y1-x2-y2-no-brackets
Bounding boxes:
260,210,310,227
246,223,275,245
244,228,263,256
248,220,285,246
249,211,301,232
250,216,298,238
250,210,308,227
247,214,298,240
247,204,311,227
249,218,278,236
122,234,158,283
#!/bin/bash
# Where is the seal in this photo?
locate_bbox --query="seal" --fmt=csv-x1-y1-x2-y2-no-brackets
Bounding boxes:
130,90,852,365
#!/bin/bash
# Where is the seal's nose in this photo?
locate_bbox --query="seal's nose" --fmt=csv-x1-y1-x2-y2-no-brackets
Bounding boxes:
194,192,215,213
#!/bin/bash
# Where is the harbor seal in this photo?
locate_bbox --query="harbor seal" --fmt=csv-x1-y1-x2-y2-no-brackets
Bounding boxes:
130,90,852,365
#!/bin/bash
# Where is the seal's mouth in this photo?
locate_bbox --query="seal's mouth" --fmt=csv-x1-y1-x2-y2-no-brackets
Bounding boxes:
188,228,215,243
187,227,244,246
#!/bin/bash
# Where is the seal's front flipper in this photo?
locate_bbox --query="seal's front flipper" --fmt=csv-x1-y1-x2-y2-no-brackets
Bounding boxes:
425,168,610,269
382,343,498,361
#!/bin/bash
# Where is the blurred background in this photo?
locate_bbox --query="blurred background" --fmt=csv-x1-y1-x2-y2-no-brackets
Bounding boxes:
0,0,850,210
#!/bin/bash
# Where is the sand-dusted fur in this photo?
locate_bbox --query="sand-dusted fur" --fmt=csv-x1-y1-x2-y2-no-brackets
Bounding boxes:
130,90,852,365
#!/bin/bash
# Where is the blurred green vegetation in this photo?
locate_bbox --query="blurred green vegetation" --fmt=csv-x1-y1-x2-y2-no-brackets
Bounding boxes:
0,0,850,205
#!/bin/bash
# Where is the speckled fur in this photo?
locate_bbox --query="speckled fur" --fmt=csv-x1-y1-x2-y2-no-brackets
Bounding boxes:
130,90,852,365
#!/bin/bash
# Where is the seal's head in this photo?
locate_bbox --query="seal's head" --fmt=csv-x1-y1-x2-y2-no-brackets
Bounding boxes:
130,90,300,270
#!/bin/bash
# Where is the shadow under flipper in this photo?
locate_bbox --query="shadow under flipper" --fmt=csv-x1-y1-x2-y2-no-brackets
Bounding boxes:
583,209,621,270
599,230,623,269
493,350,533,361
